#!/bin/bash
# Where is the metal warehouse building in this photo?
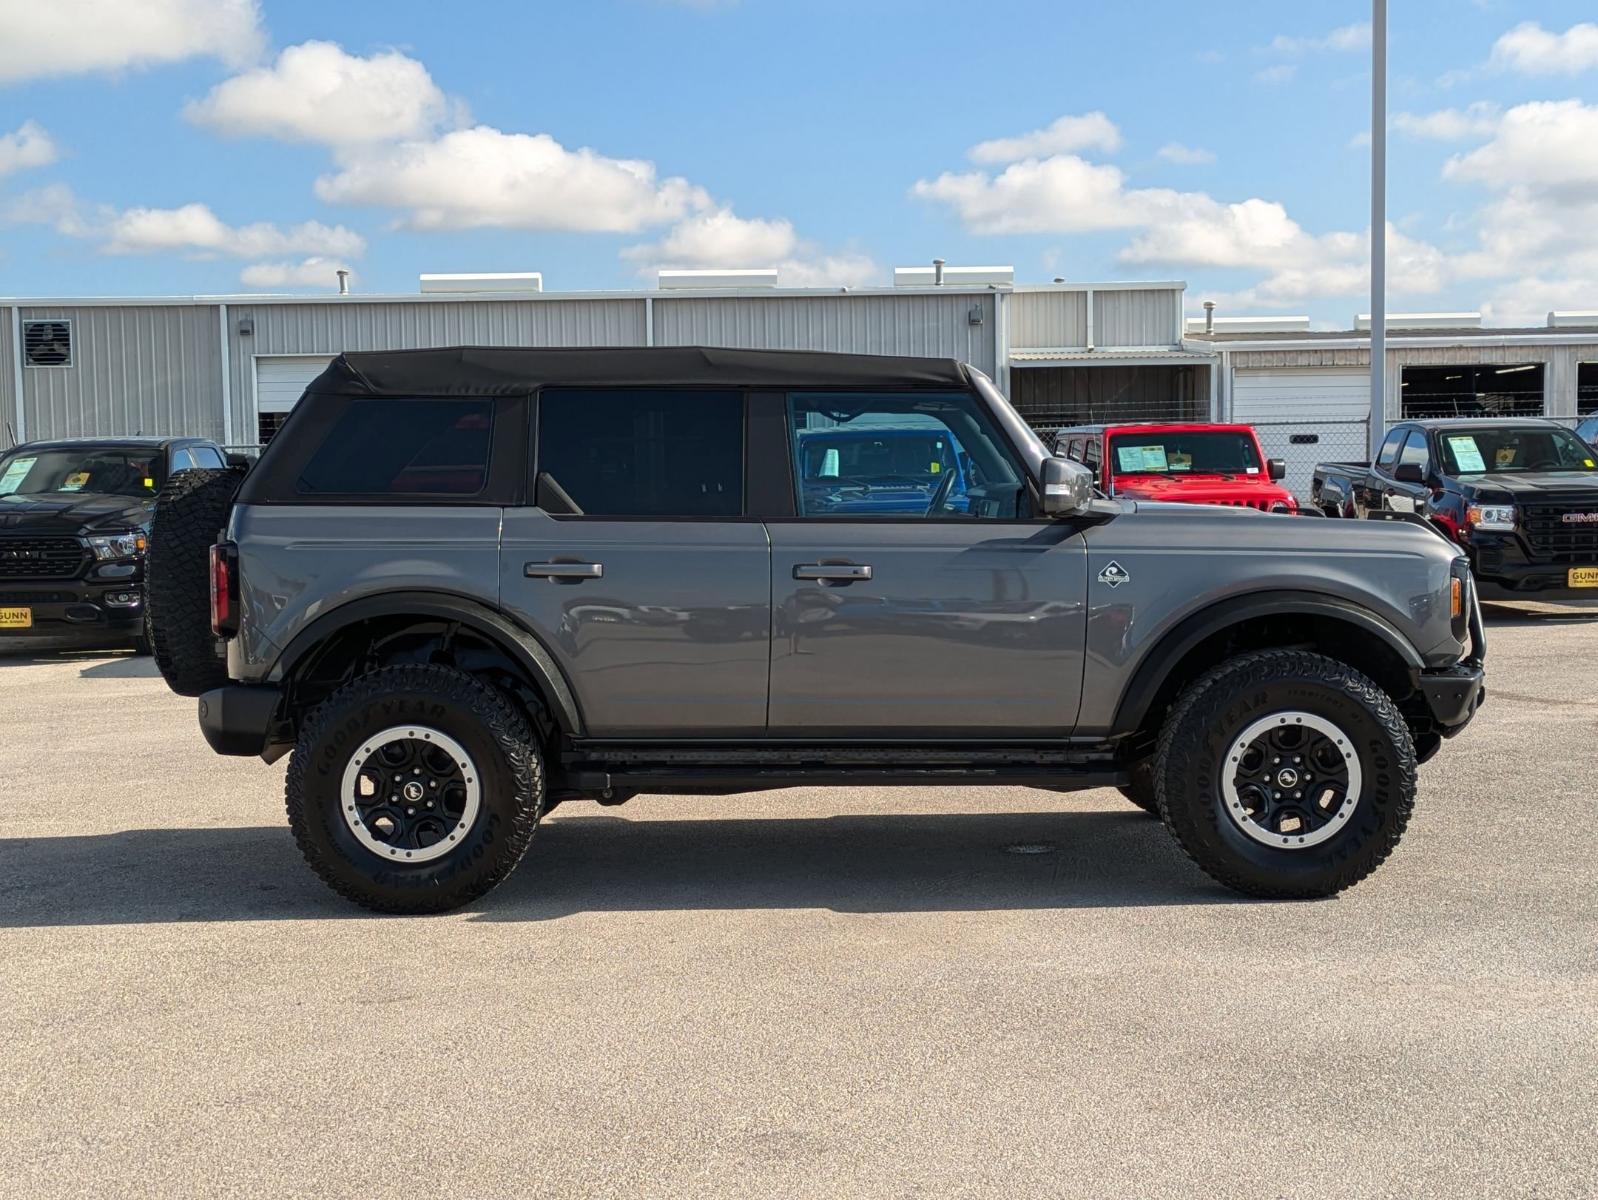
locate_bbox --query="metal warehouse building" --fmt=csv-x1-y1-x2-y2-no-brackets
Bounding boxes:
5,274,1597,503
1,272,1192,451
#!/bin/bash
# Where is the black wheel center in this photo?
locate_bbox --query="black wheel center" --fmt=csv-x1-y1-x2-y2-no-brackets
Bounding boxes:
349,733,473,855
1228,715,1358,847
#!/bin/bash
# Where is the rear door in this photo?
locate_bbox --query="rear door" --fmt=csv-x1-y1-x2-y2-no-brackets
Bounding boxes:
499,388,772,737
765,389,1088,737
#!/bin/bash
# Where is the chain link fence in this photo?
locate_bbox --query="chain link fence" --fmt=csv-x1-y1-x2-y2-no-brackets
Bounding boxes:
1247,419,1372,508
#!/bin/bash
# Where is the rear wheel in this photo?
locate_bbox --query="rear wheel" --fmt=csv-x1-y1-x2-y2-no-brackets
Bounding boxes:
285,664,545,914
1155,650,1416,898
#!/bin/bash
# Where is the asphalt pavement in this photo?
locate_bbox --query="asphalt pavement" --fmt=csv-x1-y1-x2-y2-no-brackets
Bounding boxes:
2,602,1595,1199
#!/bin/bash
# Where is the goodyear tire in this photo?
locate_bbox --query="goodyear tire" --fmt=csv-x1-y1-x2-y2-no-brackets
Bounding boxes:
1117,759,1160,816
146,467,242,696
1155,650,1417,899
285,665,545,914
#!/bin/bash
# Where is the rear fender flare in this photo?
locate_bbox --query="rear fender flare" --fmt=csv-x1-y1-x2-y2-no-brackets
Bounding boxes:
269,590,583,735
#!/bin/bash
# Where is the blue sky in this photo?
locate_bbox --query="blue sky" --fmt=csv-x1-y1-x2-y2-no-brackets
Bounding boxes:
3,0,1598,326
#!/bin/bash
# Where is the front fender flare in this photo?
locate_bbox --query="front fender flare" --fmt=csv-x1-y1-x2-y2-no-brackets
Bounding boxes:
1108,589,1424,738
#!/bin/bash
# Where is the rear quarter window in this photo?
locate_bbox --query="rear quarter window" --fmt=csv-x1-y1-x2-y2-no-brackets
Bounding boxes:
296,399,494,496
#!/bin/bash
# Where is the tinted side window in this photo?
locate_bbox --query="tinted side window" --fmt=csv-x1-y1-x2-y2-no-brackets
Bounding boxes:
788,391,1024,519
537,389,743,517
1398,430,1430,470
1083,438,1101,470
190,445,225,469
1065,438,1084,463
1376,427,1407,467
297,399,493,495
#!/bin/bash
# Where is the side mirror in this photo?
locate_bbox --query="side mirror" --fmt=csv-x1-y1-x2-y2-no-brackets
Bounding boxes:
1393,463,1425,485
1040,456,1095,516
1268,457,1287,481
225,452,252,469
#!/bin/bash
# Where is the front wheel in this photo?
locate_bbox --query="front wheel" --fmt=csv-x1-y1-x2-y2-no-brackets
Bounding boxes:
1154,650,1416,898
285,664,545,913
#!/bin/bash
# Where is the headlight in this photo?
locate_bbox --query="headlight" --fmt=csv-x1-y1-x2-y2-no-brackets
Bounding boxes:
87,532,147,561
1466,504,1516,532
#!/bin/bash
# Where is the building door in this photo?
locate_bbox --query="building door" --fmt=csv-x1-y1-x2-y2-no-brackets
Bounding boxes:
1232,367,1370,501
254,355,334,445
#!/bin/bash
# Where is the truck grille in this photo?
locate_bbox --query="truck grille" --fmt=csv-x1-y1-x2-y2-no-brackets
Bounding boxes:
1214,498,1288,512
1521,502,1598,564
0,535,89,580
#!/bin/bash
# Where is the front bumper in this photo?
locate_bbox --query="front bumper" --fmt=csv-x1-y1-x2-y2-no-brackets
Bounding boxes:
1468,534,1598,600
198,683,282,757
1416,663,1486,735
0,576,145,649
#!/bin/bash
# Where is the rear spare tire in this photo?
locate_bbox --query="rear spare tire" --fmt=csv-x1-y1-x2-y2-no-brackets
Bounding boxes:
146,466,242,696
1154,649,1417,899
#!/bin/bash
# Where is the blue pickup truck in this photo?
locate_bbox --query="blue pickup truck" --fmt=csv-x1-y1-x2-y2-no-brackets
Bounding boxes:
795,426,971,515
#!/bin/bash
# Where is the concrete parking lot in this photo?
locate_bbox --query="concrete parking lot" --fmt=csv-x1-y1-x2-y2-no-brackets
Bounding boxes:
2,604,1595,1199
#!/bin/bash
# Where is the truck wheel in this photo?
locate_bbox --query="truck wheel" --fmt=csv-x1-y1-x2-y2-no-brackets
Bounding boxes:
1154,650,1416,899
146,467,242,696
285,664,545,914
1117,759,1160,816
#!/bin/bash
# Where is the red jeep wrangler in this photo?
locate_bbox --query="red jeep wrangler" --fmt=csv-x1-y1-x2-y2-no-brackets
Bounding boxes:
1052,423,1298,512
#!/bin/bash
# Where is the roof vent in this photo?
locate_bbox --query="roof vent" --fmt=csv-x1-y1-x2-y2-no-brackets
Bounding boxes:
419,272,543,294
1355,312,1481,331
22,320,72,367
657,269,779,290
1548,311,1598,328
893,264,1014,288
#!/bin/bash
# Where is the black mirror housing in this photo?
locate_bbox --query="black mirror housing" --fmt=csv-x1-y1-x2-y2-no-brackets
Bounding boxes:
1393,463,1425,484
1268,457,1287,481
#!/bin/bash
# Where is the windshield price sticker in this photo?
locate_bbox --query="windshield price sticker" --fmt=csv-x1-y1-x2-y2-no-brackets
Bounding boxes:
0,456,36,495
1116,445,1169,472
1447,436,1487,473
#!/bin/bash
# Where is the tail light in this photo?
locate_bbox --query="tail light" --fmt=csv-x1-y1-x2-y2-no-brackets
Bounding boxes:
210,542,240,638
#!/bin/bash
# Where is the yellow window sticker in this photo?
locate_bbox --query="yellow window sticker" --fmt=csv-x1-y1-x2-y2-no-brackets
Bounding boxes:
929,461,941,473
1495,446,1517,467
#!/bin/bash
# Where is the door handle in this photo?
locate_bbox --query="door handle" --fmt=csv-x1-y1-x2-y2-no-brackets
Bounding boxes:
525,561,603,580
793,563,872,582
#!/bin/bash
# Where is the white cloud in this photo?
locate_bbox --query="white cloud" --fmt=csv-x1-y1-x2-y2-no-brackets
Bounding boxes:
1266,22,1372,55
239,257,353,289
0,0,264,83
185,41,451,147
0,121,57,177
911,155,1136,235
1157,142,1215,165
967,112,1122,164
623,206,878,287
1489,21,1598,76
315,125,709,232
1393,103,1501,140
1255,64,1298,85
4,187,366,260
1444,99,1598,190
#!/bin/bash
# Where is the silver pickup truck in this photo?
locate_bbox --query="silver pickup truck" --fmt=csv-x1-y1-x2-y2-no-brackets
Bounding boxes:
145,347,1485,913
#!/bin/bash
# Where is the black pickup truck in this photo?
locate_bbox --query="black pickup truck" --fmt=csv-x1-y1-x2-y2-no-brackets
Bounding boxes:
1312,418,1598,600
0,435,231,651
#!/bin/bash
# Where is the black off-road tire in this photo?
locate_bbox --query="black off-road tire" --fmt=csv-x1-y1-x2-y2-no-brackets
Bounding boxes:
1117,759,1160,816
1155,650,1417,899
146,466,242,696
285,664,545,914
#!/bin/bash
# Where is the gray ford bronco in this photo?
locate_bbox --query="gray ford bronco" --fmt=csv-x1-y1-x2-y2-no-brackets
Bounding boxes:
147,347,1486,913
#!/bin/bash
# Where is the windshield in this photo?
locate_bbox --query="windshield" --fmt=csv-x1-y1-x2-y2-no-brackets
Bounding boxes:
0,448,162,498
1109,431,1262,475
798,428,957,486
1436,427,1597,475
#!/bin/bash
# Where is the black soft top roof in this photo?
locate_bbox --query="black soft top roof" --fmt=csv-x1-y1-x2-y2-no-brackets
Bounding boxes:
311,346,973,397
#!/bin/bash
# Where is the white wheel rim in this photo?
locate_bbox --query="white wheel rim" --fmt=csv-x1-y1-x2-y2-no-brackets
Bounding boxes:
338,726,480,864
1220,710,1362,850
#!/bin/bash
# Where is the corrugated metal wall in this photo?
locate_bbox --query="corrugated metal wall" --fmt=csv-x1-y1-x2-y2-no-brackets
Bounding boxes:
20,305,223,441
0,308,15,443
228,298,647,439
1094,289,1180,348
652,292,998,376
1009,291,1087,349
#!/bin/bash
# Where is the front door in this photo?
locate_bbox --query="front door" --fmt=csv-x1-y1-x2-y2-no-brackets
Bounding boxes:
500,387,770,736
766,390,1089,737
